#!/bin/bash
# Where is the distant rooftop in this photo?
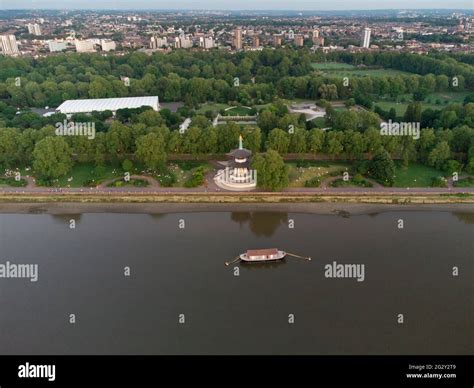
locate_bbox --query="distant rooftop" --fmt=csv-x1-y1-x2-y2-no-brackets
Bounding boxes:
56,96,159,114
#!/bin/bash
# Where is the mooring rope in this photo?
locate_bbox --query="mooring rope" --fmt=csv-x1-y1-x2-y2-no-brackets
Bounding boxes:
285,252,312,261
225,256,242,266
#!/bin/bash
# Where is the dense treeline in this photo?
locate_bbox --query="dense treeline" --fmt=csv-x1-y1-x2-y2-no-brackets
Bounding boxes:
0,49,472,118
326,51,474,88
1,106,473,183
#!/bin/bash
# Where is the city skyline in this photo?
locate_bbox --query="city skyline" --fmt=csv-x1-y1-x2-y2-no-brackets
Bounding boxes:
1,0,473,11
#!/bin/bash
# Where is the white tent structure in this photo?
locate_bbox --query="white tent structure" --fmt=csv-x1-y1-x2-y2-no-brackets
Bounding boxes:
56,96,159,115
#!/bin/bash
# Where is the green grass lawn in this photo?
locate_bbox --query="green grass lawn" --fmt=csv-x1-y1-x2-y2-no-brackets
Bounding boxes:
287,161,348,188
166,161,213,187
311,62,356,70
312,117,327,128
393,163,445,188
52,163,122,187
424,91,472,104
374,91,471,115
223,106,254,116
325,68,412,78
0,177,27,187
454,177,474,188
375,101,442,116
196,103,230,114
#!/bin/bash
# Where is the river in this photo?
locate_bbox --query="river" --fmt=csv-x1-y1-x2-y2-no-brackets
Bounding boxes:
0,204,472,354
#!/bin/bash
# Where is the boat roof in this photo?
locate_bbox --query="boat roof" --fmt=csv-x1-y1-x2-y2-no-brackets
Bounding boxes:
247,248,278,256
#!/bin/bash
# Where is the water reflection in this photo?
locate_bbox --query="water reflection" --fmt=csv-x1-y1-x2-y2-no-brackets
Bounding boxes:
230,212,288,237
50,214,83,226
148,213,166,221
240,259,287,270
452,212,474,224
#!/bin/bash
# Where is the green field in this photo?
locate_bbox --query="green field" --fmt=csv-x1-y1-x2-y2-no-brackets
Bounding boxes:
311,62,356,70
287,161,348,188
393,163,445,188
196,103,230,114
223,106,254,116
328,69,412,78
454,177,474,188
52,163,122,187
424,91,472,104
166,161,212,187
375,101,442,116
0,177,27,187
312,62,412,77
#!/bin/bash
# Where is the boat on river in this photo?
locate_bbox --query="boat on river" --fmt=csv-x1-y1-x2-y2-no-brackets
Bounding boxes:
240,248,286,262
225,248,310,266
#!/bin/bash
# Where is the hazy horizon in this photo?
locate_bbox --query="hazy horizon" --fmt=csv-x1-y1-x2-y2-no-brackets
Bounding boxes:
0,0,472,11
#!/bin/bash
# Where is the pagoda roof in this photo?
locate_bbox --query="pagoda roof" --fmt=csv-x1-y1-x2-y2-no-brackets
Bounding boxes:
228,148,252,159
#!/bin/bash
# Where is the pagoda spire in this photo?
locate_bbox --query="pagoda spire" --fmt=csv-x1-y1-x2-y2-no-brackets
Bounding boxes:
239,134,243,150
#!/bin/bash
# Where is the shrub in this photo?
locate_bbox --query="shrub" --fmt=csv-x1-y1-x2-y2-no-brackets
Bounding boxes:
157,170,177,187
353,160,369,175
443,159,461,174
122,159,133,172
0,177,27,187
184,166,206,188
431,176,448,188
329,168,345,177
304,176,321,187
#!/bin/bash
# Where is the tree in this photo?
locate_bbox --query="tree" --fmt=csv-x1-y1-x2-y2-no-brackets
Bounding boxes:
106,121,132,159
198,127,218,154
318,84,338,100
364,128,383,155
137,110,165,127
343,130,365,159
324,131,344,157
182,127,202,156
136,133,167,170
33,137,73,181
217,122,240,153
266,128,290,154
289,128,307,153
370,148,395,187
308,128,325,154
243,127,262,153
0,127,21,168
417,128,436,163
334,110,359,131
428,141,451,170
252,150,289,191
404,102,422,123
257,110,278,134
